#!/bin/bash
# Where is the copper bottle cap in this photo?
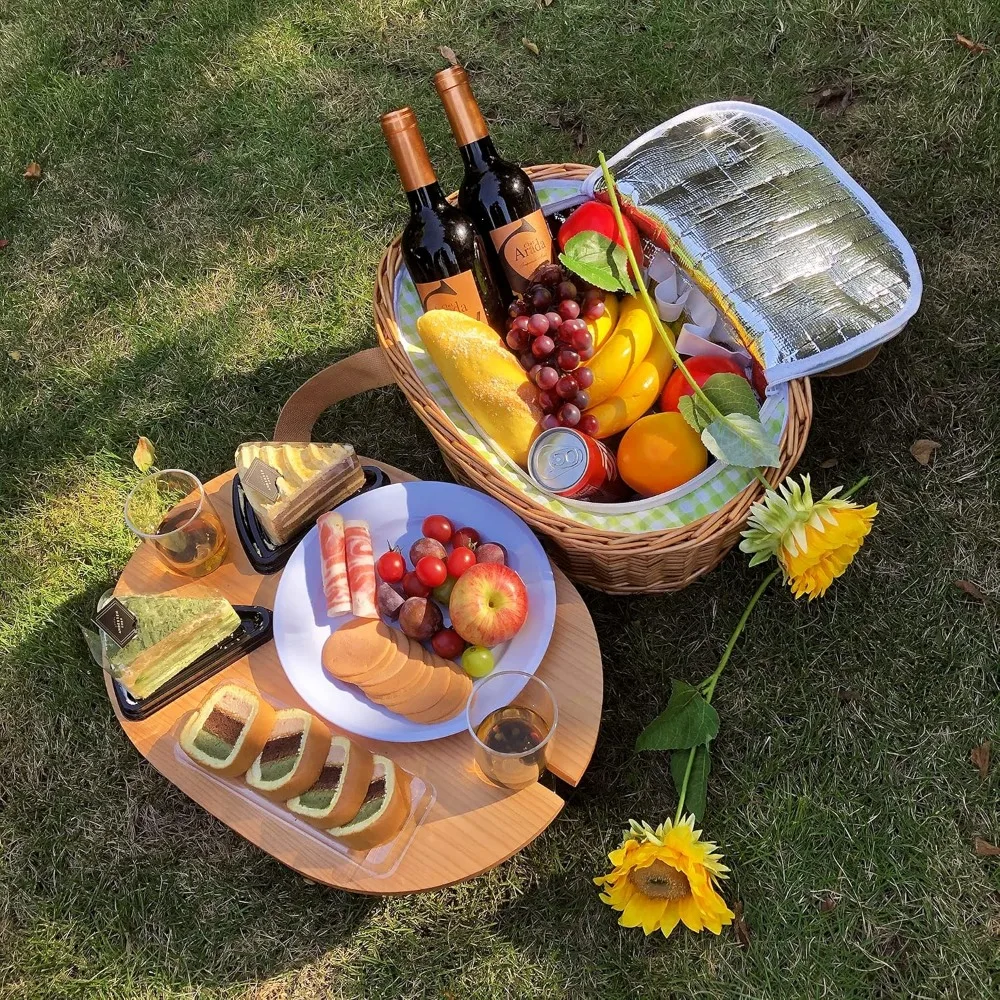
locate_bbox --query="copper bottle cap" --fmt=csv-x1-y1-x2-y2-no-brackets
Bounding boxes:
433,66,488,146
381,107,437,192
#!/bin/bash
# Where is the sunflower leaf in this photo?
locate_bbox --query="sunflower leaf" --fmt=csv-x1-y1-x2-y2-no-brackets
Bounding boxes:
671,744,711,821
701,372,761,419
702,412,781,469
636,679,720,751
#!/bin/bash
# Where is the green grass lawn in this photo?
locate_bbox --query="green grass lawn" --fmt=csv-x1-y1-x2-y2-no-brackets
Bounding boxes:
2,1,999,996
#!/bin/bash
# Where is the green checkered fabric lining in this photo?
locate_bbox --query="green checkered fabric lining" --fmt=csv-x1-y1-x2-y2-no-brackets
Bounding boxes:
391,179,788,534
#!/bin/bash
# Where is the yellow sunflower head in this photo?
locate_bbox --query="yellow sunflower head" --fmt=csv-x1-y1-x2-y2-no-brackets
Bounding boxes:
594,816,735,938
739,474,878,600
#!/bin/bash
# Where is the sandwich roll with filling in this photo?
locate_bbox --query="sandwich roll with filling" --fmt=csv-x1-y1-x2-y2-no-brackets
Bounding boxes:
245,708,332,802
327,755,411,851
286,736,375,830
179,683,277,778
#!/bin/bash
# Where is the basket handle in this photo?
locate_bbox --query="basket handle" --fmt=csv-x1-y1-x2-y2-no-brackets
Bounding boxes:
273,347,395,441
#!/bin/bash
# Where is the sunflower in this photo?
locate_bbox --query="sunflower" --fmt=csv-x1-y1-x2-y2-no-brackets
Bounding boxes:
739,474,878,600
594,817,734,937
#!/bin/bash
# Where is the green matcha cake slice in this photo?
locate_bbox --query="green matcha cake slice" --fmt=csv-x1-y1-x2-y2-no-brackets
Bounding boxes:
106,591,240,699
286,736,375,829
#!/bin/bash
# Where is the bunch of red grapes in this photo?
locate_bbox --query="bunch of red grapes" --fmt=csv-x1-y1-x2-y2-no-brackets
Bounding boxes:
504,262,605,436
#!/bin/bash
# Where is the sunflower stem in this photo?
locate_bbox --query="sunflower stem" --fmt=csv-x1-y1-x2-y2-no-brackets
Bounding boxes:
675,567,780,823
598,153,729,424
841,475,870,500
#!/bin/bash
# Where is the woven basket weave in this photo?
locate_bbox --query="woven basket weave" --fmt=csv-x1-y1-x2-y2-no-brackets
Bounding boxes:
367,162,813,593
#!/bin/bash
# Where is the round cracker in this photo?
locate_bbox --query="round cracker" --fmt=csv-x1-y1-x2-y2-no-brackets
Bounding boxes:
407,661,474,724
368,638,433,710
393,656,453,717
322,619,396,683
358,632,413,697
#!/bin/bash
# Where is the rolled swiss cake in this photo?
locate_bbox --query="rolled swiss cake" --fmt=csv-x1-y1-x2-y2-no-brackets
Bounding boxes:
179,683,276,778
286,736,375,829
245,708,331,801
327,755,411,851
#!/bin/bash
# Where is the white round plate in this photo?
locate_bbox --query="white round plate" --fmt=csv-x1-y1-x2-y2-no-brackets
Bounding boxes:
272,481,557,742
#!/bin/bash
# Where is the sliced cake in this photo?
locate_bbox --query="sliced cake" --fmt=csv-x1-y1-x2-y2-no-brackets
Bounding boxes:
105,590,241,699
286,736,375,829
245,708,331,801
235,441,364,545
327,755,411,851
179,683,276,777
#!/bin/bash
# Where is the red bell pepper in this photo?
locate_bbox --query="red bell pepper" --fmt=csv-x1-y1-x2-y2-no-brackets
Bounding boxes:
557,200,644,266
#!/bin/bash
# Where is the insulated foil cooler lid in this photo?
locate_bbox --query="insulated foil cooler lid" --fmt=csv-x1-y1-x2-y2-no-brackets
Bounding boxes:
584,102,922,387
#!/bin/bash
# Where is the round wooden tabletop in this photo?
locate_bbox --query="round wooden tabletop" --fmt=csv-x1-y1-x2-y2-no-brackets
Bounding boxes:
105,460,604,895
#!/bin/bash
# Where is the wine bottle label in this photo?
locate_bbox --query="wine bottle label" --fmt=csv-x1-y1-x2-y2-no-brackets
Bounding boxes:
489,209,554,294
415,270,489,323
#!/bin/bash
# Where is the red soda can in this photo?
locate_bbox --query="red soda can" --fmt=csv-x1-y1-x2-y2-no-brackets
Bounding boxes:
527,427,629,501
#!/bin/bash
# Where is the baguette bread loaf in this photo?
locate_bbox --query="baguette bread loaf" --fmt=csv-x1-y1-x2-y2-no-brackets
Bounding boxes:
286,736,375,829
327,755,411,851
245,708,331,801
179,683,277,778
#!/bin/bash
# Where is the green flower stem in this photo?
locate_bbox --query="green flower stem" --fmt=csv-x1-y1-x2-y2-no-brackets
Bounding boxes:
841,475,870,500
597,152,771,491
673,566,780,823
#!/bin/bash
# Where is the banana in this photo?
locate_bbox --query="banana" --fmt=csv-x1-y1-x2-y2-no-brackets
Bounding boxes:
584,331,675,439
585,291,619,351
584,295,654,407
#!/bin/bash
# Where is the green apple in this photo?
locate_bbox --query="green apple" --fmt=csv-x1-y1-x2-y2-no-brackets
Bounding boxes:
461,645,495,678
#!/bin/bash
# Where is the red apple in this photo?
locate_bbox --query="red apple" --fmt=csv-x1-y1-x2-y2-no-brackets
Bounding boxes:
660,355,751,412
448,563,528,647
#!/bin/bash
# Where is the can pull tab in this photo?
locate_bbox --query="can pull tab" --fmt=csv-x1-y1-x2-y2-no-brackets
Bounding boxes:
540,443,586,471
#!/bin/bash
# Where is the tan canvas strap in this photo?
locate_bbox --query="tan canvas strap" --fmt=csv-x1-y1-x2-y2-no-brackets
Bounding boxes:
273,347,395,441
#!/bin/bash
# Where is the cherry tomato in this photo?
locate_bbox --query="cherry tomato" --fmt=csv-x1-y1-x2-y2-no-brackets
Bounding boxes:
415,556,448,588
447,546,477,579
452,526,481,550
431,627,466,660
422,514,454,544
402,571,430,598
376,549,405,583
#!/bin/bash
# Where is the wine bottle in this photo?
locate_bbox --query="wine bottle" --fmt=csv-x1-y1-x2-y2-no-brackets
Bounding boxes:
434,66,555,302
381,107,505,331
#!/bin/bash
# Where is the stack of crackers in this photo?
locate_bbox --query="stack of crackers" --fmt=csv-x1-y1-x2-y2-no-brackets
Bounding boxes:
323,620,473,725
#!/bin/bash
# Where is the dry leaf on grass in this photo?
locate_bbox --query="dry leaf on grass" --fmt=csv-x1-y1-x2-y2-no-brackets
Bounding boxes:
820,457,839,469
733,899,751,948
0,238,8,250
974,837,1000,857
132,436,156,473
808,83,854,116
817,894,839,913
8,350,23,362
522,37,540,55
540,0,553,6
956,34,988,54
23,161,42,180
438,45,459,66
954,579,987,601
909,438,941,465
970,741,991,779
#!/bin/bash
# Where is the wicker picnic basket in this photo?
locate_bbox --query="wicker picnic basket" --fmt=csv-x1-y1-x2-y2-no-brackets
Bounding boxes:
367,163,814,594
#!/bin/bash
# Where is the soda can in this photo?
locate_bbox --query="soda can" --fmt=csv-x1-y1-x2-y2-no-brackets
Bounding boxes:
527,427,629,502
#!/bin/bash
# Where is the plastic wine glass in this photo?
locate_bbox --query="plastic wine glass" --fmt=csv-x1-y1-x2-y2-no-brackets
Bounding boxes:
466,671,558,790
124,469,228,578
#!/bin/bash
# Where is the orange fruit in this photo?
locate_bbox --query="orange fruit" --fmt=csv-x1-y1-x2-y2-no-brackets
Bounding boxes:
616,412,709,497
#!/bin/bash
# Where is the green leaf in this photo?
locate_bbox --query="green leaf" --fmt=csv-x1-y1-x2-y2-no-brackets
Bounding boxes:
559,231,634,293
635,679,720,751
671,744,712,821
702,412,781,469
701,372,760,419
677,392,713,434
